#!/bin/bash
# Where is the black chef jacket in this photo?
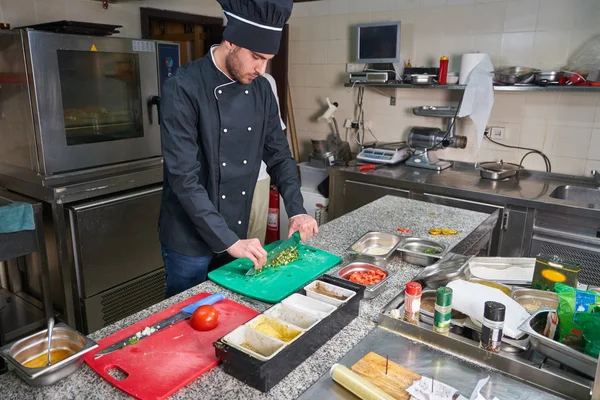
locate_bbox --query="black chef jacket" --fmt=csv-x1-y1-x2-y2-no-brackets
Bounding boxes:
159,48,306,258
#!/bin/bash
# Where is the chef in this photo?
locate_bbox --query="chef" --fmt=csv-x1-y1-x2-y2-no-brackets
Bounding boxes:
159,0,318,297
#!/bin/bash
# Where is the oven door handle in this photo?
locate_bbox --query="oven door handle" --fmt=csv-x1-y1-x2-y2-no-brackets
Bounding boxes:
147,95,161,125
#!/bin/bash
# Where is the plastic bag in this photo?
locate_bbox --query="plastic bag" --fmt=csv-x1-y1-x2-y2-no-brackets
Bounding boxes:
555,283,600,349
575,312,600,358
563,34,600,76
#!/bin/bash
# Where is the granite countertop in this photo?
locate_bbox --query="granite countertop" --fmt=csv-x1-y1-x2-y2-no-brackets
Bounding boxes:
334,161,600,218
0,196,491,400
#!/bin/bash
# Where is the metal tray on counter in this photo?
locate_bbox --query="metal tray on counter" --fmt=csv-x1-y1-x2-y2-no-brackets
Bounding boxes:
518,309,597,377
464,257,536,285
396,238,447,267
347,232,401,260
336,260,391,299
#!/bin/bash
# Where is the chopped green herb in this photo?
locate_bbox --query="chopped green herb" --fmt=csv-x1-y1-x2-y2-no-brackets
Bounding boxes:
423,248,440,255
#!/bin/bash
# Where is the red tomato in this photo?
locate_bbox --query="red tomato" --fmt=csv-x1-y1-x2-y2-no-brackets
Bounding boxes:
348,270,385,285
190,305,219,331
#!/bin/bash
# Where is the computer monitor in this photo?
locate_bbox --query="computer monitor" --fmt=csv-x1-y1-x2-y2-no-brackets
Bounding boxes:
355,21,401,64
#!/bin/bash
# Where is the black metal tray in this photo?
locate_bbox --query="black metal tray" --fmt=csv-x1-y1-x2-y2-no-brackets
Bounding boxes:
213,274,364,392
17,21,122,36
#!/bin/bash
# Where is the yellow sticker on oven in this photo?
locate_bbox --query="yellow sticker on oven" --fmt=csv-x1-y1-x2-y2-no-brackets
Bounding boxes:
90,44,97,52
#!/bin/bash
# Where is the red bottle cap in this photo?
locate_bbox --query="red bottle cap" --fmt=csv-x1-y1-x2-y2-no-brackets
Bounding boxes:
405,282,422,296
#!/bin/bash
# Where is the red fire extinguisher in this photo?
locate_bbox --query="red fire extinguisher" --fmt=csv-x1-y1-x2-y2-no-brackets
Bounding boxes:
266,185,280,244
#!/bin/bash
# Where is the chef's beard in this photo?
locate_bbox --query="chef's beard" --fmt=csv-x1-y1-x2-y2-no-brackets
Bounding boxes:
225,48,257,85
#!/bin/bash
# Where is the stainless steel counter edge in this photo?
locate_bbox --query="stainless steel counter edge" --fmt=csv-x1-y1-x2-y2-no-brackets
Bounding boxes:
330,162,600,219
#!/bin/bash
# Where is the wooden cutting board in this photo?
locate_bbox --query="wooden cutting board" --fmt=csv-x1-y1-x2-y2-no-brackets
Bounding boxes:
351,352,421,400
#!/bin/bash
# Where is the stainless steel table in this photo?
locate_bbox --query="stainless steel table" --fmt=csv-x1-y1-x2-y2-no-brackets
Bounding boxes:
299,327,563,400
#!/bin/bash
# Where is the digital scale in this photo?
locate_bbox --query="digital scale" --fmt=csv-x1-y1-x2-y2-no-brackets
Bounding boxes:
356,142,410,164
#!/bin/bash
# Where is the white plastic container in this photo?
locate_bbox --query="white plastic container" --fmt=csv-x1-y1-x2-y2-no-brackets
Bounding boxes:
222,325,286,361
264,304,321,331
304,280,356,307
246,315,304,344
298,162,328,191
282,293,336,318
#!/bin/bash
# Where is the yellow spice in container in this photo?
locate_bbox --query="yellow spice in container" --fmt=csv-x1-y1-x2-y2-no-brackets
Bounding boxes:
250,317,300,343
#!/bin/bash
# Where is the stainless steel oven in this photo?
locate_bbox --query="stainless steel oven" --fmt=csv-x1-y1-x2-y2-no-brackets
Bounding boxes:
0,30,173,175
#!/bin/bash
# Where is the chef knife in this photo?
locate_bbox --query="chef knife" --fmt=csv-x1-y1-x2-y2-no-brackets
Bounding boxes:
245,231,301,276
94,293,226,356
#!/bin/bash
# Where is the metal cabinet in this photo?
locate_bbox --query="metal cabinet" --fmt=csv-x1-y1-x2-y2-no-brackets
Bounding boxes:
530,210,600,286
497,207,531,257
66,186,165,332
341,180,410,216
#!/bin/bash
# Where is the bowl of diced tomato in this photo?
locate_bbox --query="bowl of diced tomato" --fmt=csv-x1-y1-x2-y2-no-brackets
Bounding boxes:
337,262,390,298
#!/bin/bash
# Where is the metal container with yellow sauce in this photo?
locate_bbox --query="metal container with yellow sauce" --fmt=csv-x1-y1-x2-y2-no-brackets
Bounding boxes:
532,255,580,291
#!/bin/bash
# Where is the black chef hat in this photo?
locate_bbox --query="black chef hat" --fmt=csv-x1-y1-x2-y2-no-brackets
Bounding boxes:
217,0,293,55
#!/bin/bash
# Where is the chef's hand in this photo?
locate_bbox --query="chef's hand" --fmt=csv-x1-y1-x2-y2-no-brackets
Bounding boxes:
288,215,319,241
227,239,267,270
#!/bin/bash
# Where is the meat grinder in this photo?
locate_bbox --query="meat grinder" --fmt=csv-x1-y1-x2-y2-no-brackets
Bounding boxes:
405,106,467,171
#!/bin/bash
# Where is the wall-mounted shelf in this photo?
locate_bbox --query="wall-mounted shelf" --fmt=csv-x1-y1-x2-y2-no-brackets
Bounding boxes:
344,82,600,92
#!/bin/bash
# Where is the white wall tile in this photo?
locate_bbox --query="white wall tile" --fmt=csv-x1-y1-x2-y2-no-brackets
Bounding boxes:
350,0,370,13
536,0,574,31
588,129,600,160
549,156,587,175
289,65,308,87
484,122,522,147
0,0,37,26
503,0,539,33
447,0,476,5
305,64,330,88
472,34,502,65
414,32,443,66
34,0,67,23
543,126,592,158
308,40,328,64
289,18,310,42
520,122,549,150
595,106,600,128
292,2,310,18
557,92,599,127
328,14,349,40
500,32,535,66
290,86,308,110
522,92,560,124
289,41,310,65
442,5,474,35
395,0,420,9
473,2,507,34
329,0,351,15
420,0,447,7
369,11,398,23
531,30,570,70
308,16,329,41
476,0,507,3
371,0,396,12
573,0,600,30
519,150,548,171
328,39,350,63
308,1,330,17
489,94,525,123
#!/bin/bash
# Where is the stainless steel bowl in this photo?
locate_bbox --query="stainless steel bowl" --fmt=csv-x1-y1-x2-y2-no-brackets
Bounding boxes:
347,232,401,260
534,70,564,85
397,238,447,267
410,74,436,85
337,261,391,299
494,66,540,85
479,160,521,180
0,323,98,386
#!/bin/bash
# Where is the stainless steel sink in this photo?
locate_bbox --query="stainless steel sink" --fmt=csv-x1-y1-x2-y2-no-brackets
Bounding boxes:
549,185,600,204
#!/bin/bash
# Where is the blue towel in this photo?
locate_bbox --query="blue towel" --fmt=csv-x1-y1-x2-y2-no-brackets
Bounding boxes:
0,202,35,234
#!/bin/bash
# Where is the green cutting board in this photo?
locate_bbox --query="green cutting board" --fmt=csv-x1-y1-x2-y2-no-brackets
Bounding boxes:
208,242,342,303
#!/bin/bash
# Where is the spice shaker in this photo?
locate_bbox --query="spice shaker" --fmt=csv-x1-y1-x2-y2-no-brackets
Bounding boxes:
404,281,422,324
480,301,505,352
433,287,452,335
438,56,449,85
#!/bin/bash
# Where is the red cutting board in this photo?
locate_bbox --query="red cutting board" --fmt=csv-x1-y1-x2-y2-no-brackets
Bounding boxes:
85,292,258,400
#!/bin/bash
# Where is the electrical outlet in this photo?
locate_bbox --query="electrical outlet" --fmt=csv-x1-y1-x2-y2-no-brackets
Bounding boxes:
344,118,354,128
363,121,372,129
490,126,505,140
